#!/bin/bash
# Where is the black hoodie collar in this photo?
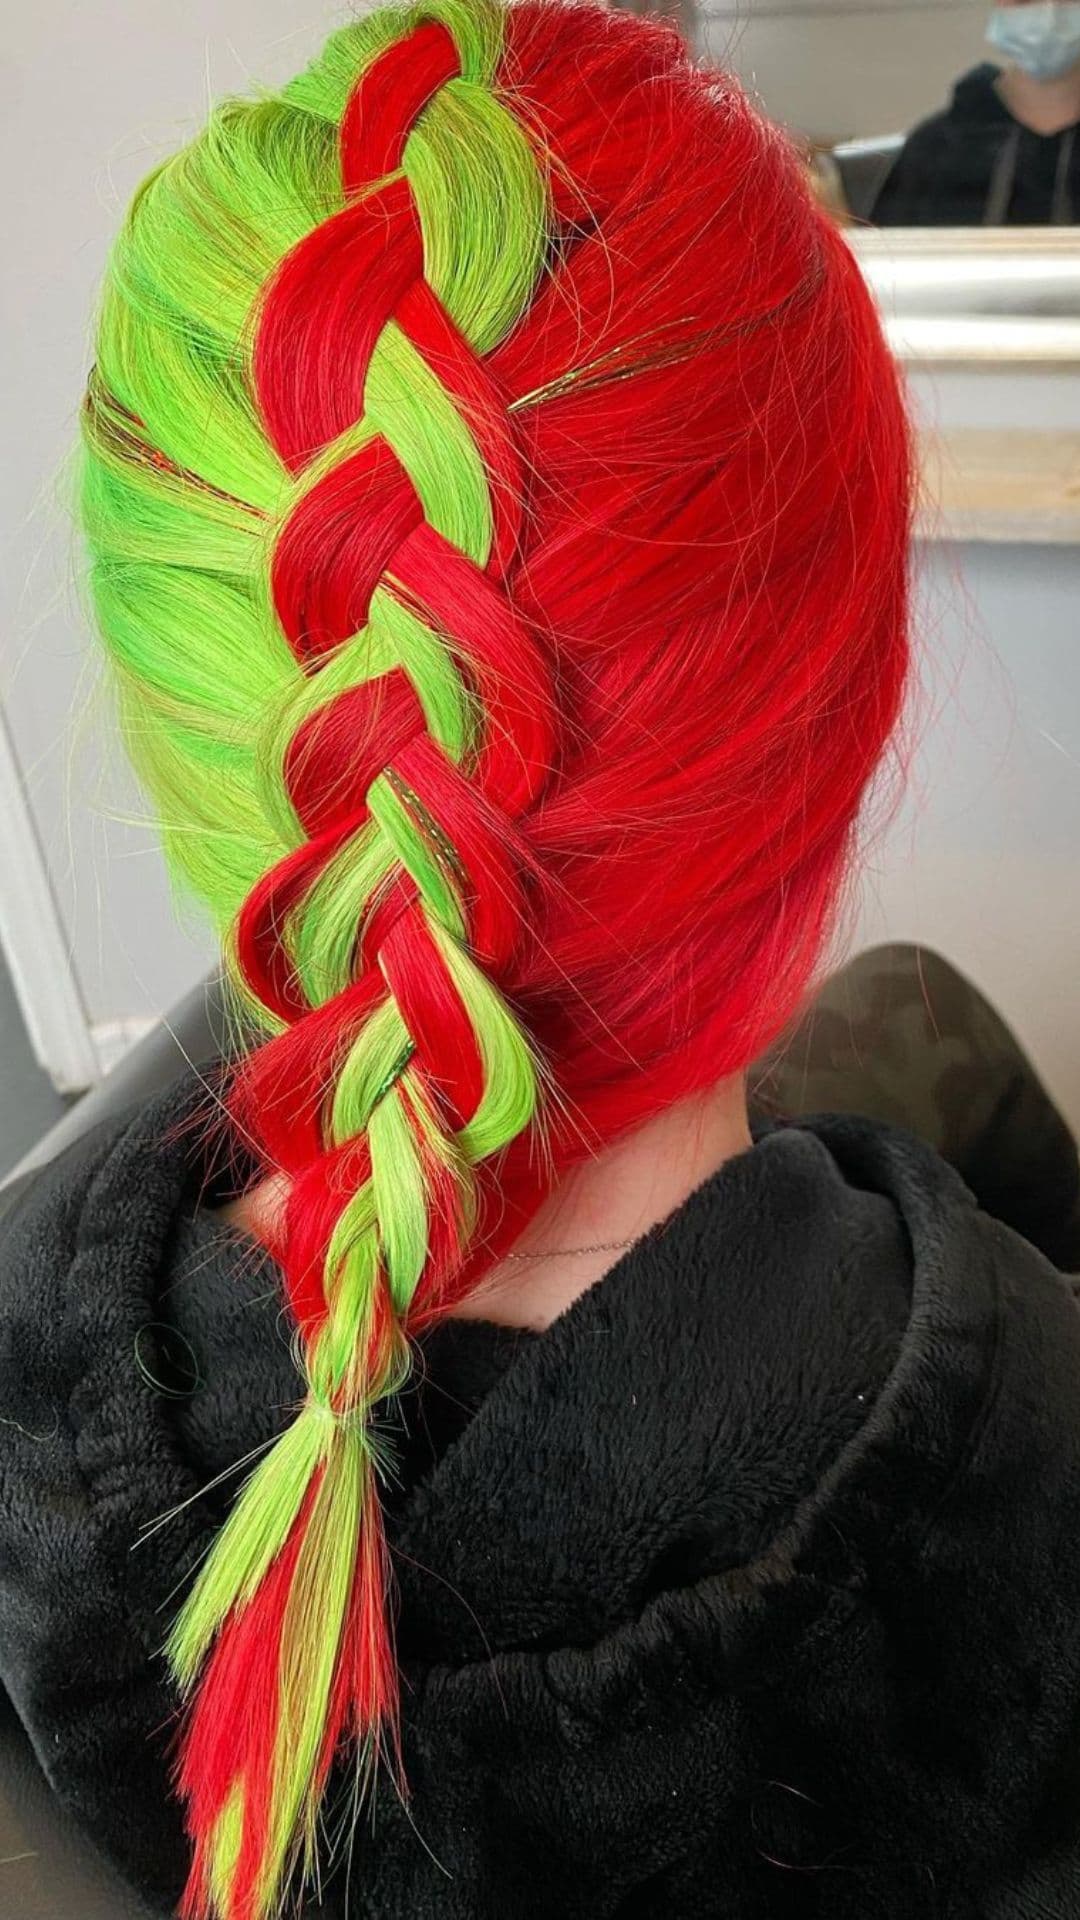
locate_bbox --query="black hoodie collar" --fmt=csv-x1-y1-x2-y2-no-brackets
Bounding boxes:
373,1113,1080,1914
393,1112,1080,1700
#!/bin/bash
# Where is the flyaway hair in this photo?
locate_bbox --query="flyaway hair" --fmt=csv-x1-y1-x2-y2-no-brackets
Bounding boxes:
79,3,912,1915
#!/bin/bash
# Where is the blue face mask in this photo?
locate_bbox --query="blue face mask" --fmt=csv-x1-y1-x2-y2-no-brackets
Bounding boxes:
987,4,1080,82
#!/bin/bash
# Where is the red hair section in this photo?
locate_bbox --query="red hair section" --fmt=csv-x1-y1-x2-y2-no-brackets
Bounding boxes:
497,4,910,1141
233,0,910,1248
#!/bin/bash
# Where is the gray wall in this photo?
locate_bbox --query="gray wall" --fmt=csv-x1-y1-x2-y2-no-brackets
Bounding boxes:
859,539,1080,1133
711,0,991,145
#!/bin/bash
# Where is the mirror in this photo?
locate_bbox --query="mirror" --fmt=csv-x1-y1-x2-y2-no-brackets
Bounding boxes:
619,1,1080,233
614,1,1080,538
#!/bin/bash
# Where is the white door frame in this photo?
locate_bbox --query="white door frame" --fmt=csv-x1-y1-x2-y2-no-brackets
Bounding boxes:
0,707,100,1094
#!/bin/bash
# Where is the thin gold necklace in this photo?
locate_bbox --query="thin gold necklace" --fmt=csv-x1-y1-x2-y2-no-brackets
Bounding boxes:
502,1236,640,1262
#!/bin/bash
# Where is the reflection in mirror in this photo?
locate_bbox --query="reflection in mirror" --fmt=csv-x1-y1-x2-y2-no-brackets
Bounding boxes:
873,3,1080,227
617,1,1080,230
609,2,1080,546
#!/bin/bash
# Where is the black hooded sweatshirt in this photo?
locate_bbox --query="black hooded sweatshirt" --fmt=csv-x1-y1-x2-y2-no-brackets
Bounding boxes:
873,63,1079,227
3,1075,1080,1918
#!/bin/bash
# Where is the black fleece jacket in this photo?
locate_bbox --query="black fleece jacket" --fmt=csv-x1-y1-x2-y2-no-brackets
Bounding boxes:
874,63,1080,227
3,1077,1080,1917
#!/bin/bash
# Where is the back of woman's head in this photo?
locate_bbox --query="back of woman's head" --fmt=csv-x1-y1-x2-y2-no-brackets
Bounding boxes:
81,2,911,1912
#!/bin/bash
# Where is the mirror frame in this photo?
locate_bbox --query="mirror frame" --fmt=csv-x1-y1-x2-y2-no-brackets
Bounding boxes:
849,228,1080,365
847,231,1080,543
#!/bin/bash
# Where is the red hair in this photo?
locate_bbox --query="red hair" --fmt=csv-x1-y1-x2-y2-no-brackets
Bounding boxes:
83,4,911,1913
237,2,911,1249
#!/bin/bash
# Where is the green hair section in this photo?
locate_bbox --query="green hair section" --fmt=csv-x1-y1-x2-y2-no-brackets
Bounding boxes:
81,0,547,939
168,1403,336,1692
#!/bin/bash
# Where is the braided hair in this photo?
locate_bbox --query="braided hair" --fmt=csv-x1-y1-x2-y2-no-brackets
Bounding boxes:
80,3,911,1914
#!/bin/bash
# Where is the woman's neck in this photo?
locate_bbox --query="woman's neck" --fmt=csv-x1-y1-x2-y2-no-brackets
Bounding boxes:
224,1079,754,1334
998,64,1080,138
456,1078,753,1331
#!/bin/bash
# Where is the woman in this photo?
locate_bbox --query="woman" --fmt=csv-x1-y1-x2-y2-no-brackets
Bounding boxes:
3,3,1080,1916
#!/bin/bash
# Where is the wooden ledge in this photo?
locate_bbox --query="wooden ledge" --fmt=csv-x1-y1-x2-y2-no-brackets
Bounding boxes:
916,428,1080,545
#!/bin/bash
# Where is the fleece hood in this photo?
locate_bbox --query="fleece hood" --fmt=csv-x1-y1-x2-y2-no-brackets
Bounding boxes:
2,1080,1080,1917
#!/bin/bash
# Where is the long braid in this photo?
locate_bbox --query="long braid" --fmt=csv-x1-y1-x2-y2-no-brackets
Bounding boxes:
81,3,912,1916
146,7,560,1914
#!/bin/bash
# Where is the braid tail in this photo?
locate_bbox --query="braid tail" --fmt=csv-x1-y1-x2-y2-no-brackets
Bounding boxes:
174,1414,396,1920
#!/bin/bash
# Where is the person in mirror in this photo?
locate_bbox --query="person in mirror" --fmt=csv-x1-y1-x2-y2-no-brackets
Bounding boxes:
3,3,1080,1917
874,0,1080,224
